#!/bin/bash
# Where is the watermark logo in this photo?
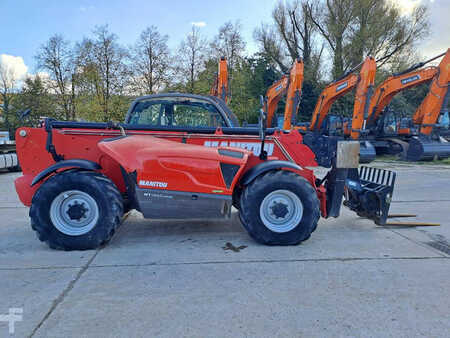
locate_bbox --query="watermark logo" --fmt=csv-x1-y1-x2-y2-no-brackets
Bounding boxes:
0,308,23,334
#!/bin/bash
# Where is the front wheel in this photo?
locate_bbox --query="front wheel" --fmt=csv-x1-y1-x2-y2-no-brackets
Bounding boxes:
30,170,124,250
239,170,320,245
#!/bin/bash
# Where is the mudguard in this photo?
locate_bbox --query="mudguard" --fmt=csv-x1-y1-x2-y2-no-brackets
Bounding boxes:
30,159,101,186
240,160,302,186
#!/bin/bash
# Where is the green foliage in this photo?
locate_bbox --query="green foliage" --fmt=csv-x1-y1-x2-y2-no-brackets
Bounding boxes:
18,76,60,123
299,79,323,121
228,56,279,124
1,76,59,136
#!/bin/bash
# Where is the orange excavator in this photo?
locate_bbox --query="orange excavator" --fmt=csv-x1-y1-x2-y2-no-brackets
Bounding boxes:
304,56,376,138
411,50,450,135
210,57,229,104
265,58,304,129
406,49,450,160
297,56,377,163
363,49,450,160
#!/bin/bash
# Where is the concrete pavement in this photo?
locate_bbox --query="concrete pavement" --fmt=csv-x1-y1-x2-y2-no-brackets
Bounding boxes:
0,164,449,337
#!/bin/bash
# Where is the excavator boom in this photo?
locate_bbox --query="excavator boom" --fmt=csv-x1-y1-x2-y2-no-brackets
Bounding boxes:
367,67,438,127
265,59,304,128
265,75,289,128
309,56,376,137
349,56,377,139
283,59,304,129
210,57,229,103
412,49,450,135
309,74,359,131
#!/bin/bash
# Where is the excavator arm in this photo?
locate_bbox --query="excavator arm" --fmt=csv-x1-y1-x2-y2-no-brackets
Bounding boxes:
265,59,304,128
309,56,376,135
412,49,450,135
309,75,359,131
349,56,377,139
282,59,304,129
210,57,229,103
366,63,444,129
265,75,289,128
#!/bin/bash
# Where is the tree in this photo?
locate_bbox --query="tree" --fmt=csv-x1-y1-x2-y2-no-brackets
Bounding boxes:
228,56,279,123
0,58,22,132
347,0,429,68
16,75,59,125
210,21,246,78
308,0,429,78
130,26,171,95
177,25,208,93
253,24,287,72
254,0,322,79
307,0,355,79
75,25,130,121
35,35,76,120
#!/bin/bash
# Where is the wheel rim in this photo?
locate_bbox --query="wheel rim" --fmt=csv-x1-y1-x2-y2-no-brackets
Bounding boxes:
50,190,99,236
259,189,303,233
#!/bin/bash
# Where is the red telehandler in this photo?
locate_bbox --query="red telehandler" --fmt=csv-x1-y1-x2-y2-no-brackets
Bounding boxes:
14,93,396,250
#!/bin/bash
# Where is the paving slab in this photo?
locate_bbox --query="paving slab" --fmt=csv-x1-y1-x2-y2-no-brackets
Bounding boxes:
0,268,81,337
92,209,442,268
34,259,450,338
0,164,449,337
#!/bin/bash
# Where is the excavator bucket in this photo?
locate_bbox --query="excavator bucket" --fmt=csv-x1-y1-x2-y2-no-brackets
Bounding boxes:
344,166,396,225
405,136,450,161
359,140,376,163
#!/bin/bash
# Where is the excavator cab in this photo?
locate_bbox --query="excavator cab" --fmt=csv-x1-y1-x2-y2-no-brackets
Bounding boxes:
318,115,345,136
439,111,450,130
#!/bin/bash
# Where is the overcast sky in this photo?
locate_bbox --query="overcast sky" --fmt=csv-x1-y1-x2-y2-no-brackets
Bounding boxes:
0,0,448,82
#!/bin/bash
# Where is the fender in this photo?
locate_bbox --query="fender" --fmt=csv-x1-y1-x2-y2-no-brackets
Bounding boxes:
240,160,302,186
31,159,101,187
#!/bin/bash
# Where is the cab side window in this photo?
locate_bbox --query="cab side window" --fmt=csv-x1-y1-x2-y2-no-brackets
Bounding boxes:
129,99,226,128
129,102,163,125
173,103,226,128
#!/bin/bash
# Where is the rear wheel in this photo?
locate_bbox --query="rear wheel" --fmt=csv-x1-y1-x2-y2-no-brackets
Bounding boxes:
239,170,320,245
30,170,123,250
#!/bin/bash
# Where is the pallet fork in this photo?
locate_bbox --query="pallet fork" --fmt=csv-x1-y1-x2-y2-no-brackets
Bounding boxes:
344,166,440,226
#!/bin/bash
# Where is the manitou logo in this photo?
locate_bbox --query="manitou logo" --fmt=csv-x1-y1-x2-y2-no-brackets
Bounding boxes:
139,180,168,188
204,141,274,156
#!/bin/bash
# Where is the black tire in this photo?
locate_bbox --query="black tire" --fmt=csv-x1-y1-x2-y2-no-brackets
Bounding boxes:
30,170,124,250
239,170,320,245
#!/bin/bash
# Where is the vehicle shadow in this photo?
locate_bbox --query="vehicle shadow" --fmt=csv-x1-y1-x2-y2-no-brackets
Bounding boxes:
110,209,246,245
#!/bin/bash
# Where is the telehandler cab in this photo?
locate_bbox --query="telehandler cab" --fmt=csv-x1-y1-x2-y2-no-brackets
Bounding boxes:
14,93,395,250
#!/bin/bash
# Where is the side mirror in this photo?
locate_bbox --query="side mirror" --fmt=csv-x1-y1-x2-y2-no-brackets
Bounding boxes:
19,109,31,122
258,102,268,160
258,108,267,141
259,95,265,108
